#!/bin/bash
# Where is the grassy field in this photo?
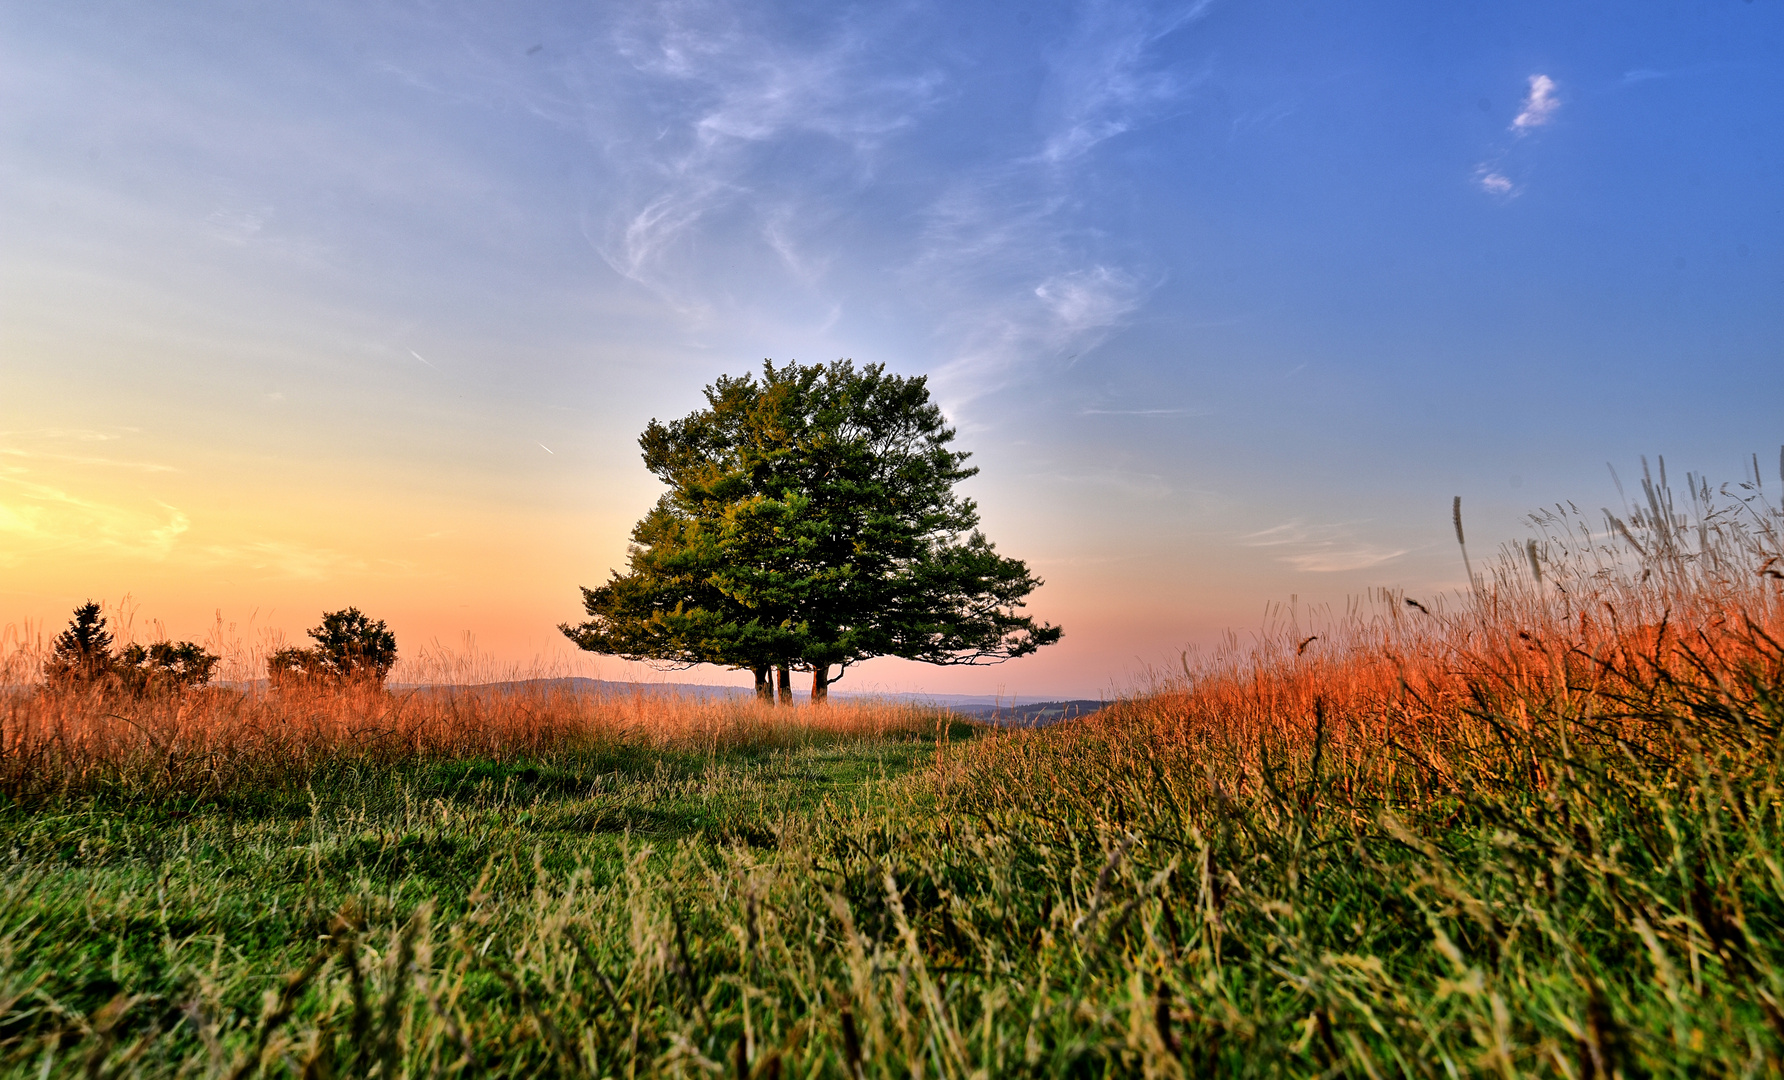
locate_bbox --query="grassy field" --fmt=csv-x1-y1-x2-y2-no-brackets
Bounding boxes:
4,461,1784,1077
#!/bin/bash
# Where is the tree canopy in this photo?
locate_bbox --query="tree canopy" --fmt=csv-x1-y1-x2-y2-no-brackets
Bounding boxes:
44,601,219,694
563,360,1060,701
44,602,116,687
267,607,398,689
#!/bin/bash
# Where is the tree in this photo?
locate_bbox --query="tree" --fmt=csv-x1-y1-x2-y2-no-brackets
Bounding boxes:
564,499,804,702
44,601,115,687
267,607,398,689
564,359,1061,701
116,641,221,695
44,601,219,694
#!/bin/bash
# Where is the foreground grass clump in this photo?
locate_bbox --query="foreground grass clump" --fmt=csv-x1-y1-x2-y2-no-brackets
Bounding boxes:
3,458,1784,1076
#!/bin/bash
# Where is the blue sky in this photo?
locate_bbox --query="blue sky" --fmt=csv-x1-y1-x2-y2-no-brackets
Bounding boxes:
2,1,1780,695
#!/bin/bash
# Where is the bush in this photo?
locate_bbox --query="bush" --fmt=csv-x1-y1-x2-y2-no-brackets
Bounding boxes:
42,601,217,695
115,640,220,694
267,607,398,689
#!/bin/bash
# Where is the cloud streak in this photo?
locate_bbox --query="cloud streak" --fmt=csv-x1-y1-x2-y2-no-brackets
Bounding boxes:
0,447,177,473
1241,520,1407,573
917,2,1209,402
1511,74,1559,133
521,0,1206,403
1080,407,1205,416
1474,73,1559,197
0,473,188,565
582,1,943,302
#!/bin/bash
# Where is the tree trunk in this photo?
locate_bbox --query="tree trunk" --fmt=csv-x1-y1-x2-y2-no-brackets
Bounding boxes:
811,663,829,704
753,665,772,703
775,662,793,705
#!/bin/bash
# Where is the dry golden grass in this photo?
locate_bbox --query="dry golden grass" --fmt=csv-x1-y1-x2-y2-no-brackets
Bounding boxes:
0,646,940,803
968,458,1784,818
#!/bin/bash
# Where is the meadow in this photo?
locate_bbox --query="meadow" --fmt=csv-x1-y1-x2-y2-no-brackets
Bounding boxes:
3,457,1784,1077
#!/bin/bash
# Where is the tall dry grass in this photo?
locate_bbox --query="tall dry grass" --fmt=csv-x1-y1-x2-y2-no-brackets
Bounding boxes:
883,455,1784,1072
1081,454,1784,785
0,646,940,804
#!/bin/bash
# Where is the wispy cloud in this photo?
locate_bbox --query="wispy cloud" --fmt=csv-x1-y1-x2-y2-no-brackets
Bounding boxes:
1511,74,1559,133
0,474,188,565
3,428,136,442
197,539,395,581
536,0,1205,402
1616,64,1719,89
1036,0,1213,165
1241,520,1407,573
1474,73,1559,198
0,447,177,473
920,2,1210,403
1476,169,1516,197
585,2,943,302
928,262,1152,401
1050,465,1172,501
1080,407,1205,416
0,429,175,473
0,427,188,564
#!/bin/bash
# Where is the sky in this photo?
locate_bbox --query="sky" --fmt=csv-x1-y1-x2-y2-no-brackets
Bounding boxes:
2,0,1781,697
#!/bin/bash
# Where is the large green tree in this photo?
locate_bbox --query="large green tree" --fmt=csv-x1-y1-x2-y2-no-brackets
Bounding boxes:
563,360,1060,701
562,500,800,700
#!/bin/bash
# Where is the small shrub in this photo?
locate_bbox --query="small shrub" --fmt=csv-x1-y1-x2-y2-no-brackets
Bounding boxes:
115,640,220,694
268,607,398,689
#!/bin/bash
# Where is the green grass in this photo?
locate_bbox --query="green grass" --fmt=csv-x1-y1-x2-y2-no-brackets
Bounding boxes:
0,731,946,1027
5,652,1784,1076
8,653,1784,1079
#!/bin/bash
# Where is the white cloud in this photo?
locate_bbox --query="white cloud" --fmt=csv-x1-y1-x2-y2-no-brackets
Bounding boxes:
1473,74,1558,197
916,2,1209,403
1476,170,1515,196
1512,74,1558,133
1241,520,1407,573
1036,0,1213,165
586,3,944,301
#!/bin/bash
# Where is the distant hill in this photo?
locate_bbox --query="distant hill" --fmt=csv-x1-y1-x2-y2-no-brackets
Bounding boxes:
446,677,752,701
945,699,1109,727
413,677,1095,710
387,677,1107,727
